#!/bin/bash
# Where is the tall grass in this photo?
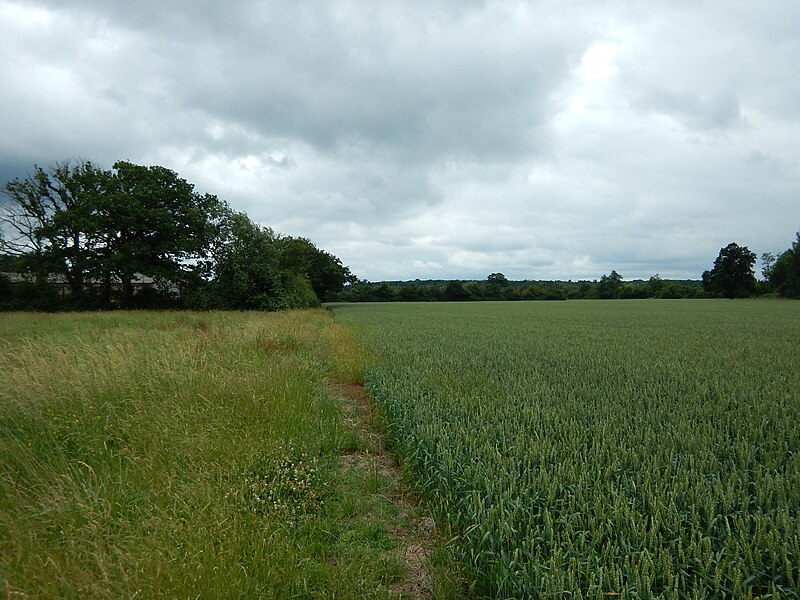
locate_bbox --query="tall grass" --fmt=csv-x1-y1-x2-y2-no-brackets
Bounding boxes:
0,310,413,598
335,300,800,598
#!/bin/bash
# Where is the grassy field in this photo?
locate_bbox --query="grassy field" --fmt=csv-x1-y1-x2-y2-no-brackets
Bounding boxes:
333,300,800,598
0,310,458,599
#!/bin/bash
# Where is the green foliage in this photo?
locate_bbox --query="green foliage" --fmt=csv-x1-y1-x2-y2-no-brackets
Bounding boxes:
0,161,226,307
1,161,106,290
2,160,354,312
336,300,800,598
444,280,472,301
767,232,800,298
207,211,284,309
280,271,322,309
703,242,757,298
597,269,623,298
336,276,704,303
647,274,666,296
278,236,355,302
0,273,10,309
761,252,777,281
98,161,226,305
204,213,323,310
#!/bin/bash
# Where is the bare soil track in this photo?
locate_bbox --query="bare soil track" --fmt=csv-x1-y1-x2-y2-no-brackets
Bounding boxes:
329,379,436,599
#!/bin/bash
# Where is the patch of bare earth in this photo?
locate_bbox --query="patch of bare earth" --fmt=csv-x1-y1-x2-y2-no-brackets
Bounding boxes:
328,379,435,599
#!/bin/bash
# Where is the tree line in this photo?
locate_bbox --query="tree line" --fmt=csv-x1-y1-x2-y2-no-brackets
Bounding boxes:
3,162,797,310
0,160,355,311
702,238,800,299
336,272,706,303
337,236,800,303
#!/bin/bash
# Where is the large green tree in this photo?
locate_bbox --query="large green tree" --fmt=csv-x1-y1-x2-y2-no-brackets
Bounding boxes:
486,272,509,299
1,161,108,297
597,270,623,299
767,232,800,298
277,236,355,302
2,159,357,311
96,161,226,306
2,160,226,307
207,211,318,310
702,242,757,298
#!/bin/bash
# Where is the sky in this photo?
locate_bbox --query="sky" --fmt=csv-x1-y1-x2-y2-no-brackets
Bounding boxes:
1,0,798,282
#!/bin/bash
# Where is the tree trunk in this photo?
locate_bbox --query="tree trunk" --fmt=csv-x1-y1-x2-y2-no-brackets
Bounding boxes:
122,275,134,308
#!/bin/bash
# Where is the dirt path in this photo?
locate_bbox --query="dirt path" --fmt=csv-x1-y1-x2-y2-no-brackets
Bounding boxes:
328,379,437,599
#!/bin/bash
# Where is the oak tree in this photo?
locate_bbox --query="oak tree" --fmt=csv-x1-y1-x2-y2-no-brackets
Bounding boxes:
702,242,757,298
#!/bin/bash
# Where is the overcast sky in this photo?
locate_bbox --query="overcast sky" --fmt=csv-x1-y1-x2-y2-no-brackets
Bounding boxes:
1,1,798,281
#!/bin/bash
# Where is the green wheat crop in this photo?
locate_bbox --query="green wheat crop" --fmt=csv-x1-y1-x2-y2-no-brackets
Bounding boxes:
334,300,800,598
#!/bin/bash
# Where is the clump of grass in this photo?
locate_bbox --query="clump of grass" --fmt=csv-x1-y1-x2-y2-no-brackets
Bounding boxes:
0,309,448,599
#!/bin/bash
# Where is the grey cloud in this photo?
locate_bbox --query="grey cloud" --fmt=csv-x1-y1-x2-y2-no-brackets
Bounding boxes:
634,89,744,131
1,0,799,281
180,6,580,163
12,1,584,178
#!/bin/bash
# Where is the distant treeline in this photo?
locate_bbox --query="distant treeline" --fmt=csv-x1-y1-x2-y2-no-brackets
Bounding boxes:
0,160,355,311
334,272,707,302
337,233,800,303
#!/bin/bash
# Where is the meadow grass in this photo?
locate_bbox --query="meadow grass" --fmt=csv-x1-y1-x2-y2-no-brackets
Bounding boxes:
0,309,455,598
333,299,800,598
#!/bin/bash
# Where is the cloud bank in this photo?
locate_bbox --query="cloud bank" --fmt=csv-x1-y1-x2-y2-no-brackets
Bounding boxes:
2,0,798,280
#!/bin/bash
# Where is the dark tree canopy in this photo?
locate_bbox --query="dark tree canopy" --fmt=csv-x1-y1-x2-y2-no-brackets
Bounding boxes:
1,159,355,311
100,161,228,305
3,161,233,307
597,270,623,299
444,280,471,301
208,211,283,309
767,232,800,298
486,272,510,299
277,236,355,303
702,242,757,298
0,161,107,294
206,211,319,310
